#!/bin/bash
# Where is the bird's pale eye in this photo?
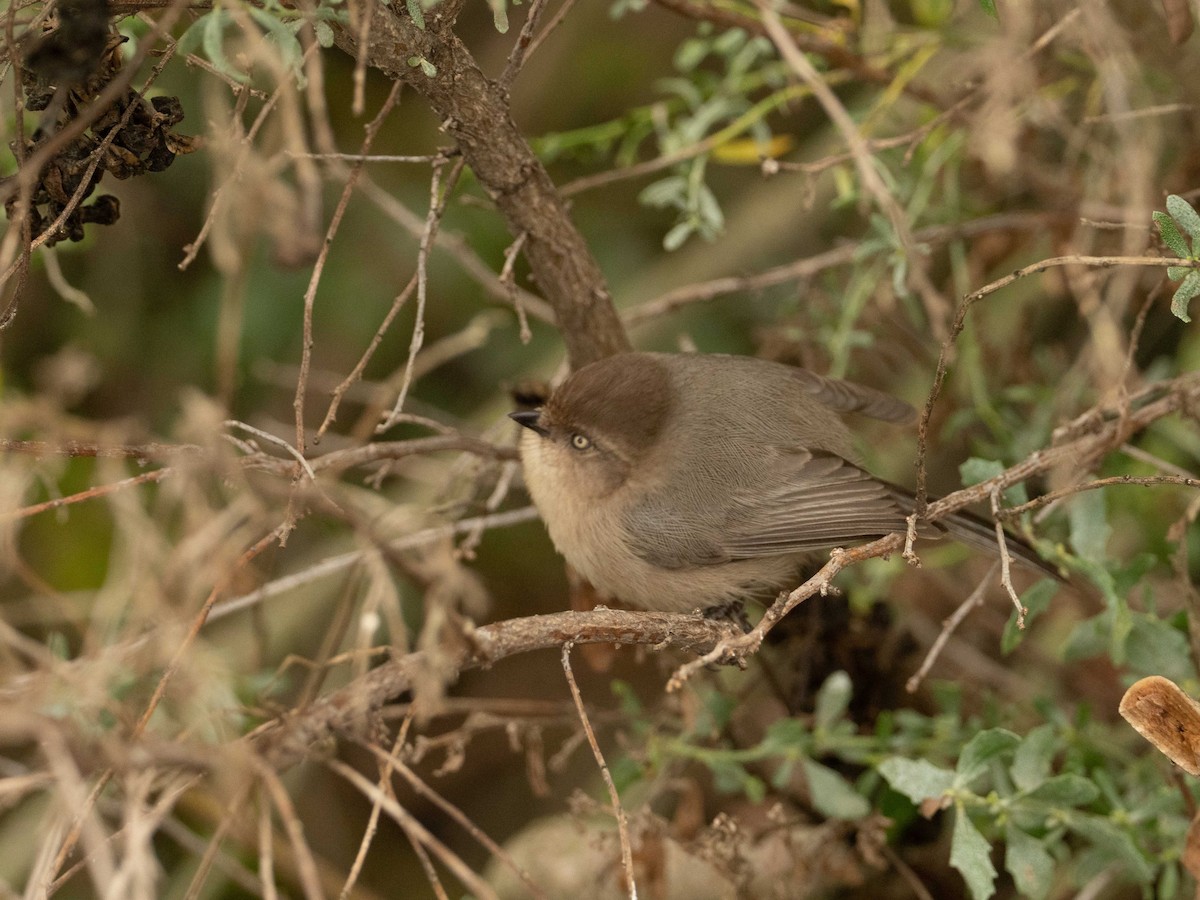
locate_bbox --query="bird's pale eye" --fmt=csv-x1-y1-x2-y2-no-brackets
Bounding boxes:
569,433,592,451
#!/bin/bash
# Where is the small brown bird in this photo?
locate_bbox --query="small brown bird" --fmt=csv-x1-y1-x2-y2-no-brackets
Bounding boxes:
511,352,1052,613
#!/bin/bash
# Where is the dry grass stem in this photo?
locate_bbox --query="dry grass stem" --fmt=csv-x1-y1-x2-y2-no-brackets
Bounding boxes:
563,642,637,900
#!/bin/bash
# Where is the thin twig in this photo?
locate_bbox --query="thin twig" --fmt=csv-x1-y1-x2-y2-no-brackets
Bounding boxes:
524,0,580,63
317,274,418,441
965,255,1200,304
327,759,501,900
47,525,286,887
354,173,555,323
625,212,1056,326
356,741,549,899
500,0,553,89
287,151,440,163
880,843,937,900
0,438,197,458
2,468,171,523
177,42,319,272
258,785,279,900
252,608,740,771
754,0,949,336
500,232,532,344
293,79,404,453
41,247,94,313
990,489,1025,628
562,643,637,900
338,730,406,899
225,420,316,482
378,156,467,431
651,0,947,109
1000,474,1200,519
559,82,815,197
1120,444,1199,481
210,507,537,623
257,766,325,900
351,0,375,115
906,564,1000,693
914,255,1198,509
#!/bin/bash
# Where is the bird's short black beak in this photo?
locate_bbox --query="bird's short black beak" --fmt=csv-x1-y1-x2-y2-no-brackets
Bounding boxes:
509,410,549,437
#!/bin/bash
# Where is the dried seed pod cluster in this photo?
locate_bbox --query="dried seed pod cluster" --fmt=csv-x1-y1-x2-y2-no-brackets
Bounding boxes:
5,0,200,246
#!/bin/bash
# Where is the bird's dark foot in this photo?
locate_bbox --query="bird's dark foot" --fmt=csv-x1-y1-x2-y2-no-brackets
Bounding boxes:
701,600,752,633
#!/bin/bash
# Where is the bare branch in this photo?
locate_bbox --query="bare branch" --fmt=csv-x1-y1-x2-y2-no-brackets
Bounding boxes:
331,3,631,367
252,609,742,771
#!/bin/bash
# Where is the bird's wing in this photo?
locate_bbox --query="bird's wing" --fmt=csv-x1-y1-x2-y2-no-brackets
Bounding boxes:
627,450,911,569
787,367,917,424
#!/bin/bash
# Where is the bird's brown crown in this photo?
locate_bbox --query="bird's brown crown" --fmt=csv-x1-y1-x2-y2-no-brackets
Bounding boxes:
544,353,674,457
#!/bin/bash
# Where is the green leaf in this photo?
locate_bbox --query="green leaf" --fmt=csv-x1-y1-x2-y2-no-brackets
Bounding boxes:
1170,270,1200,323
1125,613,1193,682
1154,210,1190,259
878,757,956,803
712,26,747,56
663,221,695,251
814,671,853,731
407,55,437,77
959,457,1004,488
313,20,334,47
951,807,998,900
1110,594,1133,664
693,689,737,735
47,631,70,660
912,0,953,26
758,716,807,754
674,38,709,73
959,457,1027,507
406,0,425,29
1067,815,1153,882
638,176,687,209
610,679,643,717
1158,862,1182,899
802,759,871,820
695,183,724,233
956,729,1020,785
1004,825,1054,900
710,758,765,802
1067,489,1108,564
1002,579,1058,654
1166,194,1200,247
247,6,305,81
1010,723,1056,792
978,0,998,18
199,11,248,83
488,0,509,33
610,755,645,793
176,15,208,55
1024,774,1100,807
1062,609,1109,661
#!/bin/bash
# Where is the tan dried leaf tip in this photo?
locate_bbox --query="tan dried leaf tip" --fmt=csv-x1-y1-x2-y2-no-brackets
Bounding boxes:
1119,675,1200,776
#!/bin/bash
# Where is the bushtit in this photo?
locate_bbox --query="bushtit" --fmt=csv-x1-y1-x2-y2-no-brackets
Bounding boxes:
511,352,1051,613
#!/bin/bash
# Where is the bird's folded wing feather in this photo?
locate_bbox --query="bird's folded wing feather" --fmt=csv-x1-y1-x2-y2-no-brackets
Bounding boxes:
787,368,917,424
628,451,911,568
719,452,912,558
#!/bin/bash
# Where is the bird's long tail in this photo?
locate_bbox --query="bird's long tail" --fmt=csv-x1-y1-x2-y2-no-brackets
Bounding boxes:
888,485,1062,581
